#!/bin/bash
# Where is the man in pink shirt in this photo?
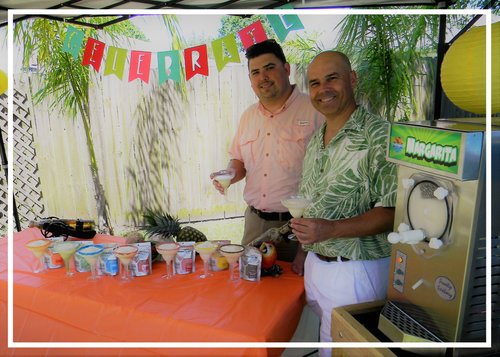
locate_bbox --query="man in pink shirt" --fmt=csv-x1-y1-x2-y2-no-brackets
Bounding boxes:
211,39,323,275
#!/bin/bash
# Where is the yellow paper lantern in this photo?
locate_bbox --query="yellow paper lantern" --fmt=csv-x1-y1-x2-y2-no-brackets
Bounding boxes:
0,69,7,95
441,21,500,114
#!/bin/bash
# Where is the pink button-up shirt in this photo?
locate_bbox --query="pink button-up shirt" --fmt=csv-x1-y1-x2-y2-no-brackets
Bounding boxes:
229,86,324,212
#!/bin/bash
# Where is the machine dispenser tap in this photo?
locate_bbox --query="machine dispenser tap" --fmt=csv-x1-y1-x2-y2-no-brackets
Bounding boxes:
388,229,426,245
433,187,448,200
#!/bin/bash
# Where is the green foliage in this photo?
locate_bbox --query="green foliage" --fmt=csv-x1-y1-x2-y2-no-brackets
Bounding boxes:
449,0,500,31
283,33,324,66
335,14,439,122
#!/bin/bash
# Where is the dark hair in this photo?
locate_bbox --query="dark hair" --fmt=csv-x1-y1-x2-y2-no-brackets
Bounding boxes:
245,39,287,64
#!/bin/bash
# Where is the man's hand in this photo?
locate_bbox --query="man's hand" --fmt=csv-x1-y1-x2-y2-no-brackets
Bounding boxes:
290,218,333,245
209,171,226,195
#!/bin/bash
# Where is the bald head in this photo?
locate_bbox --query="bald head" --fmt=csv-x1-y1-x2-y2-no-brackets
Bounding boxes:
308,51,352,76
307,51,357,120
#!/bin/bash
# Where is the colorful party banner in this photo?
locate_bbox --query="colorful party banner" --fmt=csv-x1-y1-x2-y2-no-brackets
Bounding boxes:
158,50,181,84
62,26,85,59
238,21,269,49
62,11,307,86
129,50,152,83
212,34,240,72
184,45,209,81
82,38,106,72
266,13,304,42
104,46,127,80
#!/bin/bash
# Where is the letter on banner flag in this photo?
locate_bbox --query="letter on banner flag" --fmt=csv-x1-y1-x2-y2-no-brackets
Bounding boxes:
212,34,240,72
62,26,85,59
82,38,105,72
238,21,268,50
129,50,152,83
266,12,304,42
158,50,181,84
104,46,127,79
184,45,209,81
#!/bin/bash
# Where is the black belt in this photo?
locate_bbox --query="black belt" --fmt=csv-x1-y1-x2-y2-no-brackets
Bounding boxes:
315,253,350,262
250,206,292,221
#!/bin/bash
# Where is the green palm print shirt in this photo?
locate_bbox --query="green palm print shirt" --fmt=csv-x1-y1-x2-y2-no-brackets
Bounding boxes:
299,106,397,260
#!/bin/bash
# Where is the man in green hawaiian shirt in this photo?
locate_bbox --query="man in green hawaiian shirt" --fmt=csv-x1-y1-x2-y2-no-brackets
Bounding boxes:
290,51,397,354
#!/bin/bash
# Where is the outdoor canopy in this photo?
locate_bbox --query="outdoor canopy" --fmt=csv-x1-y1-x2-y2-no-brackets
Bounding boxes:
0,0,452,28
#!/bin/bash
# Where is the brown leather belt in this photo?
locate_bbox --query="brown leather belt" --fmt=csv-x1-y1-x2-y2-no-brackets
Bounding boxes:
250,206,292,221
315,253,350,262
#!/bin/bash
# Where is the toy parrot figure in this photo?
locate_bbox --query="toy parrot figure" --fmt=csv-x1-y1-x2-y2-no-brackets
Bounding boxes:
259,242,277,269
259,242,283,277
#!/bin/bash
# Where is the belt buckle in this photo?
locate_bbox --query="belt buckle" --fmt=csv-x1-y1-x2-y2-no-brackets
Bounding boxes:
316,253,348,262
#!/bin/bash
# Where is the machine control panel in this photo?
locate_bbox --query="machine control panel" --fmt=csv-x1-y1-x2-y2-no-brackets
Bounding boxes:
393,250,407,293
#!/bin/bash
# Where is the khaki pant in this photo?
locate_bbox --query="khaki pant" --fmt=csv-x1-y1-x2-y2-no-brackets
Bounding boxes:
241,206,298,262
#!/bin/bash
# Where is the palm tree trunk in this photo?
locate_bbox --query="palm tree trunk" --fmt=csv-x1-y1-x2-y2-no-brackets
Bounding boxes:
66,58,114,235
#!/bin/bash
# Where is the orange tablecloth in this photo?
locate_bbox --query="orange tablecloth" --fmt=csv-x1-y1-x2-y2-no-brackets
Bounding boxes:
0,229,305,356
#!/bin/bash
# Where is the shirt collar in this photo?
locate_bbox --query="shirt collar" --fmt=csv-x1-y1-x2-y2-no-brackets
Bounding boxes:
258,85,298,117
317,106,367,148
342,106,365,133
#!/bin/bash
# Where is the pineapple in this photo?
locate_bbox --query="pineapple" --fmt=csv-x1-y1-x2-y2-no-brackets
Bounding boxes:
177,226,207,242
142,209,207,243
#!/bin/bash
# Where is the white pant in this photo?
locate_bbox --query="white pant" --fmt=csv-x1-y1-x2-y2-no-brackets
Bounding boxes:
304,252,390,357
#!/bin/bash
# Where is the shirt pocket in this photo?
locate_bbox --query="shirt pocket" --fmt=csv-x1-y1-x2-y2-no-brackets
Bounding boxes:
238,128,260,168
277,127,308,171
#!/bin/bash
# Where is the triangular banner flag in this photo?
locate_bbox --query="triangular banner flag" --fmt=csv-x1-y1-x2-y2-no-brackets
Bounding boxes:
158,50,181,84
184,45,209,81
129,51,152,83
62,26,84,60
82,38,106,72
104,46,127,79
266,11,304,42
238,21,269,50
212,34,240,72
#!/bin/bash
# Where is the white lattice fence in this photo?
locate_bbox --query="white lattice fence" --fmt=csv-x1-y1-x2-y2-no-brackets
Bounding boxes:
0,94,7,234
12,88,45,229
0,89,45,235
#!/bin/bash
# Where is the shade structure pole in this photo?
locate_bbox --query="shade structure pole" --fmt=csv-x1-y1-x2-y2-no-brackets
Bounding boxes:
433,13,448,120
0,127,22,232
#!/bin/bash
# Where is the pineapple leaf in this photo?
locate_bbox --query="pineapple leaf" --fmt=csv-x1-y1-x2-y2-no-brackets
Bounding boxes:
141,209,181,239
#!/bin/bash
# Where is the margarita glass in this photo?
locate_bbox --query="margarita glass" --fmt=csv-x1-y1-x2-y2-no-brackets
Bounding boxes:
25,238,51,273
194,241,218,279
52,241,80,277
281,195,313,241
77,244,105,281
219,244,245,281
213,168,236,196
156,242,180,279
114,244,139,282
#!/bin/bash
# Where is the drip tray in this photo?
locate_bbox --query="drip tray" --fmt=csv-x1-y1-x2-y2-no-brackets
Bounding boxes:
378,300,444,343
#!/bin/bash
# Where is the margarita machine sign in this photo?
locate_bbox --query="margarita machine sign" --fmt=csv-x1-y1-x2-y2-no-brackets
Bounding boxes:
388,124,462,175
